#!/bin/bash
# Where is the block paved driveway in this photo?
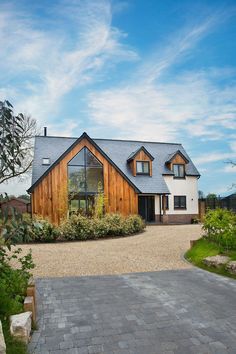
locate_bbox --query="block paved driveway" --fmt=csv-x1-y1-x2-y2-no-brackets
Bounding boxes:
29,268,236,354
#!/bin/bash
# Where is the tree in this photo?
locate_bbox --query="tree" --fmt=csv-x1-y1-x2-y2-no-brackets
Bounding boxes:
206,193,217,199
198,190,205,199
18,194,30,201
225,160,236,189
0,100,37,184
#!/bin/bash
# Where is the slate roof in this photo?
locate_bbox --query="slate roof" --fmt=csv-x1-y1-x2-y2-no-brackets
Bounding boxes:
30,134,200,194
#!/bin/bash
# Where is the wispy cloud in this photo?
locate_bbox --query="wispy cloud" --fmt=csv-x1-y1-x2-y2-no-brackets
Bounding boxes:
0,0,138,126
194,152,236,165
136,13,224,83
223,164,236,173
88,10,236,142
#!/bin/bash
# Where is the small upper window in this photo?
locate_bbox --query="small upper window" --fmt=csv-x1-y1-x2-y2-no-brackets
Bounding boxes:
173,164,185,178
136,161,150,175
42,158,50,165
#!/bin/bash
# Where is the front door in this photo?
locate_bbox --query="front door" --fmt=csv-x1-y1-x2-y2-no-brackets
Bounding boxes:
138,196,155,222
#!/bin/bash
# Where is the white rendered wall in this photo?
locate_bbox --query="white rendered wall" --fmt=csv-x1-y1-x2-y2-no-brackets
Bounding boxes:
155,195,160,214
163,176,199,214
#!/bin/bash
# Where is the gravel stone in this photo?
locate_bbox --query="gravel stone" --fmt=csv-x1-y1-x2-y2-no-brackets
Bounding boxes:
12,225,201,277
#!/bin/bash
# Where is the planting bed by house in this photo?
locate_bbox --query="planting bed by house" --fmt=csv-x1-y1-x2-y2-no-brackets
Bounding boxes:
186,208,236,279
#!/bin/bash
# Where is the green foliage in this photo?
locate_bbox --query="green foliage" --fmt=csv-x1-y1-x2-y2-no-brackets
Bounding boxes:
0,247,34,320
94,181,105,219
0,100,25,183
185,238,236,279
30,218,60,243
206,193,218,199
0,211,60,244
2,320,27,354
60,213,145,241
0,100,36,184
203,208,236,250
59,214,93,241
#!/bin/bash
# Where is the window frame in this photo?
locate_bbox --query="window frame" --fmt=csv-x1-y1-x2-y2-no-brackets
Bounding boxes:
174,195,187,210
42,158,50,165
173,164,185,179
136,160,150,175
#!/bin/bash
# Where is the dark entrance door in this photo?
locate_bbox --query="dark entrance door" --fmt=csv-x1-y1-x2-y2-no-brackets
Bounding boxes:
138,196,155,222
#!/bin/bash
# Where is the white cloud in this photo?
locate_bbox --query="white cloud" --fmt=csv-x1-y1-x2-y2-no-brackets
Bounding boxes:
88,11,236,142
223,164,236,173
88,68,236,141
0,0,138,124
194,152,236,165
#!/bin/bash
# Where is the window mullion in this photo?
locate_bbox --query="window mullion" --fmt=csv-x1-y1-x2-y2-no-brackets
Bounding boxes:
84,147,87,214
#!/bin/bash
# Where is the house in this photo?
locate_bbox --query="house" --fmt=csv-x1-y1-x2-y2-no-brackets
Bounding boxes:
0,197,31,215
28,132,200,224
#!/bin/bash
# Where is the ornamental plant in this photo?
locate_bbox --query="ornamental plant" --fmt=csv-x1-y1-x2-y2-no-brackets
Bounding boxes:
203,208,236,250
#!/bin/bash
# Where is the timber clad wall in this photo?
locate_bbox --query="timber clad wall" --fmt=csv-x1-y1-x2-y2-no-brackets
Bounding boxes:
31,138,138,224
129,150,152,176
166,154,186,171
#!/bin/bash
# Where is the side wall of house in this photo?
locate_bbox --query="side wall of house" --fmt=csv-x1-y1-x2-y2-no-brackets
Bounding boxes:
163,176,199,223
31,138,138,224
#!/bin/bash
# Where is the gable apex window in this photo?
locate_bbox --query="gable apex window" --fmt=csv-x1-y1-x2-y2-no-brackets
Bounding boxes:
136,161,150,175
42,158,50,165
173,164,185,178
68,147,103,216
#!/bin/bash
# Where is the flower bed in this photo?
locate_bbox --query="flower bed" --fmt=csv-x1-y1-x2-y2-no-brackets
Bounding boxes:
185,208,236,279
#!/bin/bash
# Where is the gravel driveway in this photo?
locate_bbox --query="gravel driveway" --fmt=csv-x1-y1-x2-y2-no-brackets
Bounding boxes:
17,225,202,278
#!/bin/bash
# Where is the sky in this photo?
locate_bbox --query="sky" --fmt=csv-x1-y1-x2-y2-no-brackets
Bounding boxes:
0,0,236,196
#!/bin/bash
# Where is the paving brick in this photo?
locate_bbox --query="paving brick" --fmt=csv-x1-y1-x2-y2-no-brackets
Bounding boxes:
28,269,236,354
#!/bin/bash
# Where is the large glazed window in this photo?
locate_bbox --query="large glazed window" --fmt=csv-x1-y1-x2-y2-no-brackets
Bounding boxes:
68,147,103,215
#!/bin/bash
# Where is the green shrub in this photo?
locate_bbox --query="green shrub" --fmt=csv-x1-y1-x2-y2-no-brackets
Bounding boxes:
203,208,236,250
0,245,35,320
31,218,60,242
1,213,60,244
60,213,145,241
59,214,93,240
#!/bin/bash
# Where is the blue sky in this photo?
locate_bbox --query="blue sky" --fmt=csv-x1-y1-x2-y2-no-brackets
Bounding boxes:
0,0,236,195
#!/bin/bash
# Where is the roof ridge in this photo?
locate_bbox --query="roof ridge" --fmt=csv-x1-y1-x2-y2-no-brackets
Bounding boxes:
35,135,182,145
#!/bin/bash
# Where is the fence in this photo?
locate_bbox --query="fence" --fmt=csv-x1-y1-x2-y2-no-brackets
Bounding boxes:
199,194,236,221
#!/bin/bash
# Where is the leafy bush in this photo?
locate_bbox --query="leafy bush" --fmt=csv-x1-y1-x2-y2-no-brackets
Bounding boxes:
60,213,145,241
59,214,93,241
0,246,35,319
0,212,60,244
31,218,60,242
203,208,236,250
0,194,34,354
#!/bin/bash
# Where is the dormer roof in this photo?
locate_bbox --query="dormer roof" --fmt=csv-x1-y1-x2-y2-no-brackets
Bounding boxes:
165,150,189,164
127,146,154,162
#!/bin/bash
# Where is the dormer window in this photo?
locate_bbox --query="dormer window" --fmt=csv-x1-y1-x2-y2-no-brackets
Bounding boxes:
173,164,185,178
136,161,150,175
42,158,50,165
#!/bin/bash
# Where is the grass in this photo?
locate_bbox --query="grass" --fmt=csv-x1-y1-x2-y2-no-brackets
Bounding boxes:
185,238,236,280
2,319,28,354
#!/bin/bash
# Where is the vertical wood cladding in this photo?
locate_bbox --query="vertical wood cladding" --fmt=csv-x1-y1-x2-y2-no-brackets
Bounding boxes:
129,150,152,176
166,154,187,171
31,138,138,224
